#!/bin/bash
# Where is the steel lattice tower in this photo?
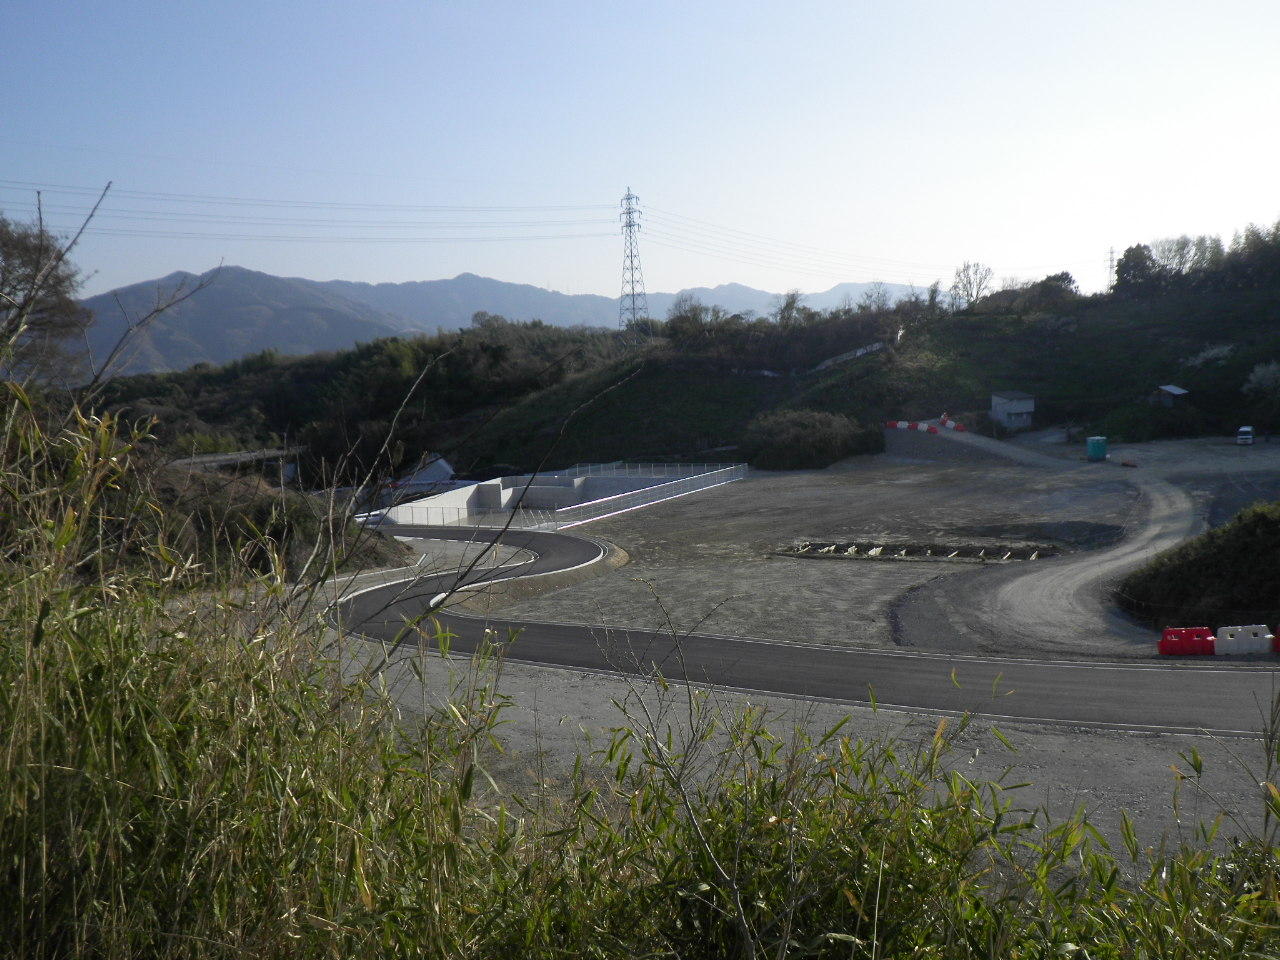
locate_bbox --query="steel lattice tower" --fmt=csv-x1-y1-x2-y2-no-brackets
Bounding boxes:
619,188,648,328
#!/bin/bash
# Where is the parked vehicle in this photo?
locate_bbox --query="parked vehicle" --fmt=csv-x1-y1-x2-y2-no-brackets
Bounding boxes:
1236,425,1255,445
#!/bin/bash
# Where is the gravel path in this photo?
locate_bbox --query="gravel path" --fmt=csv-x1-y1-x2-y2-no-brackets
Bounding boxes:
895,430,1280,656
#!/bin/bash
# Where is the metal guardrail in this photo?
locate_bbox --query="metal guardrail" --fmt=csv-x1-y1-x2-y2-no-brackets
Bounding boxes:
383,463,746,530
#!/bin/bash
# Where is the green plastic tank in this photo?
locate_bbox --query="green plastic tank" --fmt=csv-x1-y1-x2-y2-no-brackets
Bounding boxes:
1086,436,1108,462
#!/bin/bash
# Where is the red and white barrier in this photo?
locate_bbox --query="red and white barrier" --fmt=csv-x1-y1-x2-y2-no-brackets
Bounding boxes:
885,420,940,434
1158,627,1215,656
1159,624,1275,656
938,415,967,432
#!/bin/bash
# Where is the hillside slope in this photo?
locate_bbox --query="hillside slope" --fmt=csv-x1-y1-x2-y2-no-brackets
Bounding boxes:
889,286,1280,433
82,266,411,374
81,268,921,374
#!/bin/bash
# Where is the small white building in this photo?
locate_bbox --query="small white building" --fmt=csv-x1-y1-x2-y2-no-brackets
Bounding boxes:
990,391,1035,430
395,452,455,487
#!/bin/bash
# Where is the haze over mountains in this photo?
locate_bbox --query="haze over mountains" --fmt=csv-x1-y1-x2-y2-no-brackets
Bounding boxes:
82,266,918,373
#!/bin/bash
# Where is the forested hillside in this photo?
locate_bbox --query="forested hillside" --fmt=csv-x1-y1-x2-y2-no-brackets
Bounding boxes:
81,266,412,374
92,219,1280,481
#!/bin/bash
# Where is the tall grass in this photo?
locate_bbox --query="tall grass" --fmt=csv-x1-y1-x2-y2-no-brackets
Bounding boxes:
1,390,1278,956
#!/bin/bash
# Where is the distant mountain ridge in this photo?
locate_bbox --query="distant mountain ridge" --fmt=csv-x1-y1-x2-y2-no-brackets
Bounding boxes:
318,273,918,329
81,267,918,374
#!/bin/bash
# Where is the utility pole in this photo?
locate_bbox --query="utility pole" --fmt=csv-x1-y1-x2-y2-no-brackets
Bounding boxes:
619,188,648,328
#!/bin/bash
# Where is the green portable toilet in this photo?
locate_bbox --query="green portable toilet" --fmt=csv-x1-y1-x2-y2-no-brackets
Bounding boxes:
1086,436,1108,462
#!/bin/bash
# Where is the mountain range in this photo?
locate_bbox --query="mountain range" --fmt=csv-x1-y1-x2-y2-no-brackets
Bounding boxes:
81,266,918,374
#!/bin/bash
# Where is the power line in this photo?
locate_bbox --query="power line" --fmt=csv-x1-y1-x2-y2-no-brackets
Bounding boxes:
647,207,954,271
37,225,617,243
0,200,613,230
0,178,614,212
643,227,939,285
3,176,1101,287
647,206,1103,276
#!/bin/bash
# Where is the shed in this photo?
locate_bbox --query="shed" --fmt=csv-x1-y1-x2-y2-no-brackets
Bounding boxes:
1152,384,1189,408
395,452,455,487
990,391,1035,430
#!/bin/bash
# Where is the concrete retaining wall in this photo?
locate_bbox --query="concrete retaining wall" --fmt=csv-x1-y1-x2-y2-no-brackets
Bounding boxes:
383,462,746,528
387,473,666,524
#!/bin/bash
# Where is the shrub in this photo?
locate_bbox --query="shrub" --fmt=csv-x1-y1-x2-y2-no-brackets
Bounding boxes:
742,409,883,469
1094,400,1210,443
1118,500,1280,627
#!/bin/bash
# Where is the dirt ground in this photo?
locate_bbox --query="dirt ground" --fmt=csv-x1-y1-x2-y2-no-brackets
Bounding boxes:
357,429,1280,847
348,647,1276,852
498,431,1138,649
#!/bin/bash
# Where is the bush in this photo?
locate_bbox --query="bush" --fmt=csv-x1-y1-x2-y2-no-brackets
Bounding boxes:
1094,400,1211,443
1117,500,1280,627
742,409,884,469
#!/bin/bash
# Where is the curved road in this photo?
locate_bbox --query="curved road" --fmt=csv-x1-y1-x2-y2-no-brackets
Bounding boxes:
341,525,1280,738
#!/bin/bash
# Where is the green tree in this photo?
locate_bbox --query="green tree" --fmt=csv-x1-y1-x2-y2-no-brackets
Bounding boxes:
1113,243,1161,294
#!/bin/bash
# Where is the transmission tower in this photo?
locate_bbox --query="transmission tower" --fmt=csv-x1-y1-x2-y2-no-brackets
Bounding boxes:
619,188,648,328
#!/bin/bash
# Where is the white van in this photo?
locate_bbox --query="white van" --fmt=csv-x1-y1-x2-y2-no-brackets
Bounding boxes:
1236,426,1255,446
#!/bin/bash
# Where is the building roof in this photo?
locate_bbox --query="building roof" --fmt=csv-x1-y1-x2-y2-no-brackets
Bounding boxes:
399,453,455,485
1157,384,1189,395
991,390,1034,401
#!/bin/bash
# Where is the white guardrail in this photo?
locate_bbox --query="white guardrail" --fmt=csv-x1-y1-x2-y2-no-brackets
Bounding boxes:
382,463,746,530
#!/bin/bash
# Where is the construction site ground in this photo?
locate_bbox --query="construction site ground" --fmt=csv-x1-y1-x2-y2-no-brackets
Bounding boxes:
375,429,1280,847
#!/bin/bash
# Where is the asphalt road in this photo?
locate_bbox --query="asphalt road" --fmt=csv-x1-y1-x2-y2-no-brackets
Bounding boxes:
341,524,1280,738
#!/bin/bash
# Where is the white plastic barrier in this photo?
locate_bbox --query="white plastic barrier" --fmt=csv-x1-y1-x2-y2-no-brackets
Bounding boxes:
1214,625,1273,655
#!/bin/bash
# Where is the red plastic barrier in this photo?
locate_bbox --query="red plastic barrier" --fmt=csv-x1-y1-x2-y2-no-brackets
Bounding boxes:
1158,627,1215,656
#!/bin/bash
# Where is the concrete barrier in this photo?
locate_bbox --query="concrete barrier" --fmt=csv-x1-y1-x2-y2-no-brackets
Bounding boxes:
385,463,746,530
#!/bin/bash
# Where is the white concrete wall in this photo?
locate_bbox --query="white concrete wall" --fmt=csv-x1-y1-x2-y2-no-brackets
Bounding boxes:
385,467,724,526
516,485,584,508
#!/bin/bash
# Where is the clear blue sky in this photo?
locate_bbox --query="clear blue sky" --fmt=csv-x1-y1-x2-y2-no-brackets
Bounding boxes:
4,0,1278,298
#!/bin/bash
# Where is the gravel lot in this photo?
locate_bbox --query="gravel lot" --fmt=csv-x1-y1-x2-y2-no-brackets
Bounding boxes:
353,649,1275,851
499,430,1137,649
363,429,1280,847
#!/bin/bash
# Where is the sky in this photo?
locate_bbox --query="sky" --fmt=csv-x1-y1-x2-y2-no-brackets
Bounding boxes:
3,0,1279,299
